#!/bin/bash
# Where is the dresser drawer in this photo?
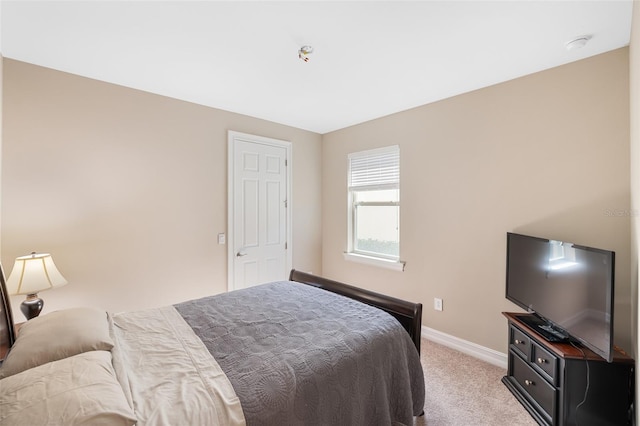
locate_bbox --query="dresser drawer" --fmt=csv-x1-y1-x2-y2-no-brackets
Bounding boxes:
510,325,531,360
512,352,556,423
531,341,558,385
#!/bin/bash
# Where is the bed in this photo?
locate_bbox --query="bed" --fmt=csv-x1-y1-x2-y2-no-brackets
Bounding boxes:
0,267,425,425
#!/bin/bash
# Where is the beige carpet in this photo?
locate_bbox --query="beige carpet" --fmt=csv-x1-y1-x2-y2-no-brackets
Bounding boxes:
414,339,538,426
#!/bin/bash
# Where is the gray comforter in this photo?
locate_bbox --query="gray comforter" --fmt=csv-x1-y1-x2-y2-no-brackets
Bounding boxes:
175,280,425,426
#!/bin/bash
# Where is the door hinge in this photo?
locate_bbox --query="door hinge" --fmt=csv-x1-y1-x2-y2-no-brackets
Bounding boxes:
285,242,288,250
284,199,288,208
285,159,288,167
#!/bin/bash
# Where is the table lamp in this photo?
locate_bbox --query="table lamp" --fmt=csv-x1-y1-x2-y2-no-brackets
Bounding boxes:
6,252,68,320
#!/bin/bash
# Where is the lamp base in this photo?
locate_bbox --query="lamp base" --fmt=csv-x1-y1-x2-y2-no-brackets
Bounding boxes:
20,294,44,320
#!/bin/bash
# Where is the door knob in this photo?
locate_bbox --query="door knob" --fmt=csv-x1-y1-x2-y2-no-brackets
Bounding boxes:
236,252,247,257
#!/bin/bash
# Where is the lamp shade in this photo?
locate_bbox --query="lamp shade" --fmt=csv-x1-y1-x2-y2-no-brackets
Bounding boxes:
6,253,68,296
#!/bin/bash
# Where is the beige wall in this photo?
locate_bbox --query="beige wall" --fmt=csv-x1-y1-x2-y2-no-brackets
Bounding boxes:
0,0,3,258
629,2,639,424
1,59,322,317
1,42,634,358
0,53,3,262
322,48,632,354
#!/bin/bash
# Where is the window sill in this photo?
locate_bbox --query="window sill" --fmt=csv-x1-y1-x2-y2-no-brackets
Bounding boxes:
343,252,405,272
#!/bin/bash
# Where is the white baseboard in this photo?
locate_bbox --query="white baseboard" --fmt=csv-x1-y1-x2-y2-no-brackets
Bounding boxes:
422,325,508,369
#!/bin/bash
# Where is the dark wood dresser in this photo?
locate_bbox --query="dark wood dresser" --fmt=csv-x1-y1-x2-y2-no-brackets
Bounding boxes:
502,312,634,426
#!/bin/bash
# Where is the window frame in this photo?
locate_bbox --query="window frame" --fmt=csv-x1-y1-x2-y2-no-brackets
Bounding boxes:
345,146,405,271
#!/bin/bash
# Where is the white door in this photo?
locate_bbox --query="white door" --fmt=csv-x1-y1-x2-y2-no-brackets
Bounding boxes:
228,131,291,291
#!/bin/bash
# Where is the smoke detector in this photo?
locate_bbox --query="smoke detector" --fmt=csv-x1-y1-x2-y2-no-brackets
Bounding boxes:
298,46,313,62
565,35,592,51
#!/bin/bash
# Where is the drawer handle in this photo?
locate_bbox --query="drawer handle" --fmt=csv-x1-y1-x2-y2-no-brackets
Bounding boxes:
524,379,535,386
514,339,524,345
537,357,547,364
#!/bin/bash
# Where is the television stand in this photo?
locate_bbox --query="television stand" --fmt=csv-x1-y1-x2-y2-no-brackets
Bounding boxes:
502,312,634,426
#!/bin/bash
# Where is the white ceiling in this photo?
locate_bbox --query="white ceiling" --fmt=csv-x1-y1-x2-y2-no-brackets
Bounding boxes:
0,1,633,134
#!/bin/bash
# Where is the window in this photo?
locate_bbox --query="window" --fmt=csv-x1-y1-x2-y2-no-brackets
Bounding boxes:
346,146,404,271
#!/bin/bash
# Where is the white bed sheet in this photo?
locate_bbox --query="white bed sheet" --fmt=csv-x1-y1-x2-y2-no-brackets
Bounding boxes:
110,305,246,426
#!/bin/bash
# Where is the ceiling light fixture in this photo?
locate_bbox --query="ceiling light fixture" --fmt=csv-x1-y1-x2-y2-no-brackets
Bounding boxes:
298,45,313,62
565,35,592,51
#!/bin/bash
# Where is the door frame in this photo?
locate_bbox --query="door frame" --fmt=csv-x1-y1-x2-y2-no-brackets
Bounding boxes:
227,131,292,291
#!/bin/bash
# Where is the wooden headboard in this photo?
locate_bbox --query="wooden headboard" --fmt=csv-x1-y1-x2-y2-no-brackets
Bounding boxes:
0,263,16,362
289,269,423,353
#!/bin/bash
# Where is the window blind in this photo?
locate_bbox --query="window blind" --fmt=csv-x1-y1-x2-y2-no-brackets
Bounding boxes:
348,146,399,189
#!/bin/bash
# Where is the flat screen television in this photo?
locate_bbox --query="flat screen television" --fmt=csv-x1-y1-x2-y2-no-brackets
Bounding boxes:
505,232,615,362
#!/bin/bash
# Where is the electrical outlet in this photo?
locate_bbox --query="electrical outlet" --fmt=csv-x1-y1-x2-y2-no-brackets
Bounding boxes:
434,298,443,311
217,233,226,245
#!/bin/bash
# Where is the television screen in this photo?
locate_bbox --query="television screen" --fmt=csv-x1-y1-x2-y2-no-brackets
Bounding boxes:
506,232,615,362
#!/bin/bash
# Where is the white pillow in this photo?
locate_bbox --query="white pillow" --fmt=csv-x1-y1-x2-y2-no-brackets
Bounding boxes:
0,307,114,377
0,350,136,425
